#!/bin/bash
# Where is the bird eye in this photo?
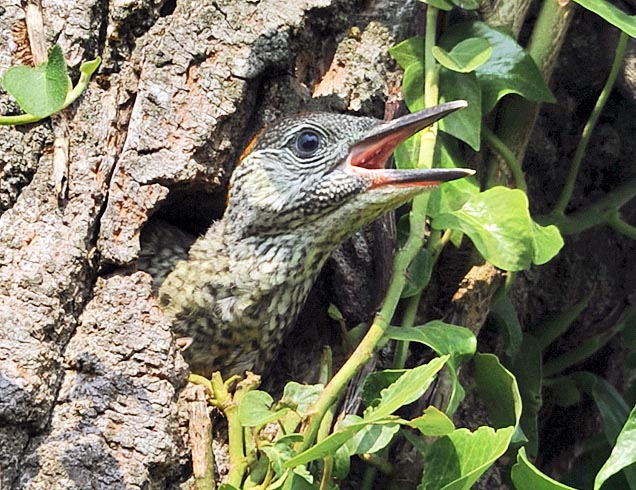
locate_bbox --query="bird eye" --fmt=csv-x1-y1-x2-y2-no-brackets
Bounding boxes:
294,130,321,157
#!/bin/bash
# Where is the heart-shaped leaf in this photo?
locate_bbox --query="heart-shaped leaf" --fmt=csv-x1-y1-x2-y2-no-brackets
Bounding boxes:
431,187,564,271
432,37,492,73
439,22,555,113
2,44,71,118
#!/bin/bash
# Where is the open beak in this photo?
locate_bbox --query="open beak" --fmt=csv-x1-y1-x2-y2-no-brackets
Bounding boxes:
346,100,475,188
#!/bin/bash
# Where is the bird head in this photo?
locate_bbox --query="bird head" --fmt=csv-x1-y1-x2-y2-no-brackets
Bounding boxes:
225,101,474,240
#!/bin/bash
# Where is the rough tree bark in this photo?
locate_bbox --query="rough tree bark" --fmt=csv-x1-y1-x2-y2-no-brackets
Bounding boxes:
0,0,421,487
2,0,635,488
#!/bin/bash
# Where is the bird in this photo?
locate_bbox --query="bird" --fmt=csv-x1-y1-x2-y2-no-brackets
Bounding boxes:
140,101,474,377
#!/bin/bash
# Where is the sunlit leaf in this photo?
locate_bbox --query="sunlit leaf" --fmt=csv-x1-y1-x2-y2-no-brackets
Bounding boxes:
238,391,289,427
438,21,555,113
419,426,515,490
410,406,456,436
2,44,71,117
432,187,563,271
432,38,492,73
595,402,636,490
364,356,449,421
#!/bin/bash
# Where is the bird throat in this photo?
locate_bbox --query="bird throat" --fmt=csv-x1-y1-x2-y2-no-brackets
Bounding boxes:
157,218,339,376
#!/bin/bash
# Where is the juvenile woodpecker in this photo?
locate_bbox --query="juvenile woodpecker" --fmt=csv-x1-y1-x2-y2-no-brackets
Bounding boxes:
145,101,473,376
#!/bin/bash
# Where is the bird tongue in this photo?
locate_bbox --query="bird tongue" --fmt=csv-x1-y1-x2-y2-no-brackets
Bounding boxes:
346,101,474,188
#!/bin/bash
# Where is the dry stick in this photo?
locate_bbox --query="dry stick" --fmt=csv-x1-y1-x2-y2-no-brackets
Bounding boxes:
25,0,70,199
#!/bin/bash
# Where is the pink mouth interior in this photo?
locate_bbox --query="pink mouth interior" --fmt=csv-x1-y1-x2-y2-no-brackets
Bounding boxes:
346,133,403,170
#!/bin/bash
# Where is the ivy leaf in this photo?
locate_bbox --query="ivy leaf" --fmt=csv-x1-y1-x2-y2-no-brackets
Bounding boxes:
238,391,289,427
431,187,564,271
280,382,323,417
419,426,515,490
389,37,424,70
385,322,476,414
364,356,449,421
428,133,480,218
439,21,555,113
403,62,425,112
531,221,564,266
432,38,492,73
410,406,456,436
439,69,482,150
474,353,522,429
401,248,433,299
2,44,71,117
594,401,636,490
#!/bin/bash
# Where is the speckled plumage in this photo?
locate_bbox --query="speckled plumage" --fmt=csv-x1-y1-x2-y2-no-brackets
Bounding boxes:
147,105,472,376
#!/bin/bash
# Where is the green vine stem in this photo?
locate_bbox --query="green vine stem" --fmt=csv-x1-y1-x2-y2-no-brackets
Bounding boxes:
482,126,527,192
539,175,636,235
299,4,443,453
607,211,636,240
551,31,628,216
392,4,441,371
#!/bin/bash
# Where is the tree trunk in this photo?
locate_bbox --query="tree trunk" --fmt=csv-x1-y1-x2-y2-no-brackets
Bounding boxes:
0,0,419,487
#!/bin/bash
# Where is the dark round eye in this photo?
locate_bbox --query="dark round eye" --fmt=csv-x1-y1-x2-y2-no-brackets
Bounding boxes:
294,130,321,157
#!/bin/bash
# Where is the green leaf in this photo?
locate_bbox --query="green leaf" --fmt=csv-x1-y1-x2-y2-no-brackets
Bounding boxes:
474,353,522,429
238,391,289,427
572,0,636,38
410,406,456,436
533,291,593,351
418,426,515,490
362,370,408,409
403,62,425,113
511,447,577,490
348,423,400,455
389,37,424,70
432,187,563,271
2,44,71,118
284,418,399,467
548,376,582,408
439,21,555,113
432,38,492,73
490,293,523,358
79,57,101,79
395,134,420,170
401,248,433,299
333,444,351,480
280,382,323,417
531,221,565,266
438,69,482,150
428,134,480,218
595,402,636,490
384,322,475,415
510,335,543,458
385,322,477,360
364,356,449,421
